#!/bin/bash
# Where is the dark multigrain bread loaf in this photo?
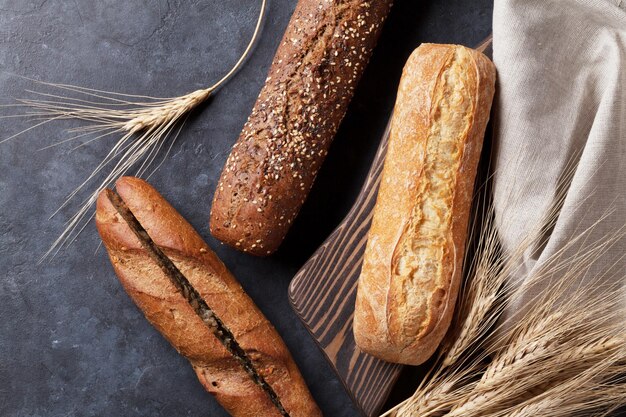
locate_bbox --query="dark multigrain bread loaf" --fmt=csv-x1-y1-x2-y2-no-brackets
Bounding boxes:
210,0,393,256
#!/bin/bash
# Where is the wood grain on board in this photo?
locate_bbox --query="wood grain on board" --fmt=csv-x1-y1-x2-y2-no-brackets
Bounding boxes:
288,37,493,417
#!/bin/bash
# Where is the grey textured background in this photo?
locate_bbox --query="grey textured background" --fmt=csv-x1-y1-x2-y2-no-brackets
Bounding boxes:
0,1,492,416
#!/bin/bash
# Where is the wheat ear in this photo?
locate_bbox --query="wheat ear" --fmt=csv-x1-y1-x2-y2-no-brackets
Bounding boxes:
447,292,625,417
0,0,267,260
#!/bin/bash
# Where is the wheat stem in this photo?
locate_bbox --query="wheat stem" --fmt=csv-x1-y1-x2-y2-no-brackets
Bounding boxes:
0,0,267,259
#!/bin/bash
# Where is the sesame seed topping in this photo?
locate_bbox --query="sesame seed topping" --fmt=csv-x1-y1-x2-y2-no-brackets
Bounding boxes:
217,1,388,248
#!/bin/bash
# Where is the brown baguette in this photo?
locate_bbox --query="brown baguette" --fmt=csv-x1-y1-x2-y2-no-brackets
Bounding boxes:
353,44,496,365
210,0,393,256
95,177,321,417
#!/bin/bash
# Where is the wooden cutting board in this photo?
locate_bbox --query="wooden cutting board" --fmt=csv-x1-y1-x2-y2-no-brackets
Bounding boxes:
288,37,493,417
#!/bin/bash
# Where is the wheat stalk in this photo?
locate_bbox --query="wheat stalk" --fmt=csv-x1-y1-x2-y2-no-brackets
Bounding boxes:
390,373,478,417
447,309,624,417
494,345,626,417
0,0,267,260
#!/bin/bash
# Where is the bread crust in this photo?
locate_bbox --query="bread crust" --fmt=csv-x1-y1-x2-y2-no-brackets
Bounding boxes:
353,44,496,365
210,0,393,256
96,177,321,417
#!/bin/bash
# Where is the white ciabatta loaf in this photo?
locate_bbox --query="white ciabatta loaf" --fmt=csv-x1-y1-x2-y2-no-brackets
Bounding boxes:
353,44,496,365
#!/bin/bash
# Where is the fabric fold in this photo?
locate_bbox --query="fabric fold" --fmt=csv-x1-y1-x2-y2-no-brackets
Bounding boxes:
492,0,625,313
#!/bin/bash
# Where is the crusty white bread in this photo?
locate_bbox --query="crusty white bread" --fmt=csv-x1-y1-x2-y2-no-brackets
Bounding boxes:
354,44,496,366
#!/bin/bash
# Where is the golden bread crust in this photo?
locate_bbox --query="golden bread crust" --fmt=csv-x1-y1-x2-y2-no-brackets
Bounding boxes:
96,177,321,417
354,44,496,365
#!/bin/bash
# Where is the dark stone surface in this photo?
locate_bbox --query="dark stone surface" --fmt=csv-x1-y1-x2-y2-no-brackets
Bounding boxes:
0,1,492,416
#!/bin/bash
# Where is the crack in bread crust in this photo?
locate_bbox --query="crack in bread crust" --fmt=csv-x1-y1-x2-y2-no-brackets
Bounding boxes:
388,47,474,347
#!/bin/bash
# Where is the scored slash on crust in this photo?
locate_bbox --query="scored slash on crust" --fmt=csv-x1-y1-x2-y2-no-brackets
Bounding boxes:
105,188,290,417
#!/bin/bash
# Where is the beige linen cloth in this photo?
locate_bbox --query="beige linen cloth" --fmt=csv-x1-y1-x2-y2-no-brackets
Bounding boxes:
492,0,626,312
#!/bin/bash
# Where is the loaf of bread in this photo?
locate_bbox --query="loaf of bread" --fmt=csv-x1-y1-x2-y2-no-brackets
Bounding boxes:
96,177,321,417
210,0,393,255
353,44,496,365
